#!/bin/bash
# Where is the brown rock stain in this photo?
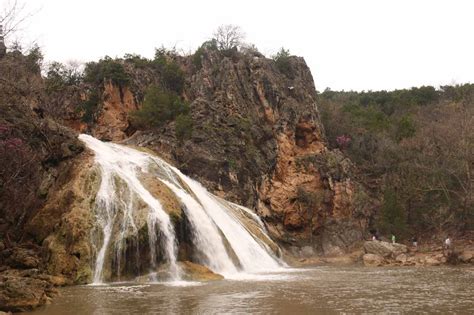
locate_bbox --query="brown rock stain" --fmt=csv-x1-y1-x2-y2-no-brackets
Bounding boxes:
92,82,138,141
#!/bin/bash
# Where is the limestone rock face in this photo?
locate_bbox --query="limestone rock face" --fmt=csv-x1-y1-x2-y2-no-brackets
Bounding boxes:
27,153,96,284
0,273,56,312
0,52,86,312
92,82,138,141
3,248,40,269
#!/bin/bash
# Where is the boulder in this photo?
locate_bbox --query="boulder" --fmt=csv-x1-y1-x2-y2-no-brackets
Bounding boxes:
458,250,473,263
363,253,384,267
395,253,407,264
179,261,224,281
363,241,407,258
0,274,56,312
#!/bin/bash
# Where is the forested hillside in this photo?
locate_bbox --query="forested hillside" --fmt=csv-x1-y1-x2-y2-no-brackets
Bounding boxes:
319,85,474,237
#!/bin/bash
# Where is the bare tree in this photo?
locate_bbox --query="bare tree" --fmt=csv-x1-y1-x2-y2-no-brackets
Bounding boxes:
0,0,35,40
213,24,245,51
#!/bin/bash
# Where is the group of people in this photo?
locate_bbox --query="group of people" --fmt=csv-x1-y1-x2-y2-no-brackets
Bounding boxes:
370,233,452,250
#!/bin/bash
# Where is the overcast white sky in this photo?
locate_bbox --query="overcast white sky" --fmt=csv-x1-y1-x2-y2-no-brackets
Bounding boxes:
4,0,474,91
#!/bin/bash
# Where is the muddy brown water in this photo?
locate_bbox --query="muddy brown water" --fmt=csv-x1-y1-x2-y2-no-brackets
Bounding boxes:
27,266,474,314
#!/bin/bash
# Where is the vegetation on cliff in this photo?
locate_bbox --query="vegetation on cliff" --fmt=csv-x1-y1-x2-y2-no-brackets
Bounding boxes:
319,85,474,236
0,49,83,242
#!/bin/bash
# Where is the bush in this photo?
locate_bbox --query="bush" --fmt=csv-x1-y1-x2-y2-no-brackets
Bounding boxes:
394,115,416,141
273,47,293,77
78,90,100,123
162,61,184,93
175,113,193,142
130,85,189,129
25,45,43,74
84,56,130,87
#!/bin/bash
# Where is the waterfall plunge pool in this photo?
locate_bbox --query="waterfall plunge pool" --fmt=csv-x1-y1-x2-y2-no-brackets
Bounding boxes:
26,265,474,314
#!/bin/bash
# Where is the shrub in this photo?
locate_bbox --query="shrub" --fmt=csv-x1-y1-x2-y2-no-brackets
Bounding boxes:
130,85,189,129
162,61,184,93
0,123,40,229
192,46,205,70
25,45,43,73
78,90,100,123
175,113,193,142
273,47,293,77
394,115,416,141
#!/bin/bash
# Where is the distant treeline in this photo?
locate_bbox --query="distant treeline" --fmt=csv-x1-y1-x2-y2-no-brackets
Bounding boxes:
318,84,474,237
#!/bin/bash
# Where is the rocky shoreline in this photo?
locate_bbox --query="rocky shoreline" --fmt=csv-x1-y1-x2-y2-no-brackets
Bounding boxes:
291,239,474,268
1,240,473,313
361,240,474,267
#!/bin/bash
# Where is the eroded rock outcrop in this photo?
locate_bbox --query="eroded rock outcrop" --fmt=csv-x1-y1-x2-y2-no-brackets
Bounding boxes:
91,82,138,141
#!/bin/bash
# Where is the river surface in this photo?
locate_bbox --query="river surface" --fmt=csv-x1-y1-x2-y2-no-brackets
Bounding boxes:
28,266,474,314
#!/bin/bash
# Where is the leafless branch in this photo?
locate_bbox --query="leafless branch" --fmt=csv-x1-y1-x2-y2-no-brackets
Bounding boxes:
213,24,245,50
0,0,37,39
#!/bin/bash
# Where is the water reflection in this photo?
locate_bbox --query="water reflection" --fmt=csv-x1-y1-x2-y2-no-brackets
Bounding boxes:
27,266,474,314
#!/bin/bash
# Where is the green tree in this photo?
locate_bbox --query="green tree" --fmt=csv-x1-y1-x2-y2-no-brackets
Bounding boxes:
175,113,193,142
130,85,189,129
272,47,292,77
84,56,130,87
394,115,416,141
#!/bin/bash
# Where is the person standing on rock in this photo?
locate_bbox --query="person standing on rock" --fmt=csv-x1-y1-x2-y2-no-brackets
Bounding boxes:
391,234,396,244
412,236,418,248
445,237,452,249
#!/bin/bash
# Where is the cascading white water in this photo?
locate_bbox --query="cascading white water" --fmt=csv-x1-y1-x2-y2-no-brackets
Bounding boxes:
79,134,283,283
161,180,239,274
177,176,282,274
160,164,283,275
79,135,180,283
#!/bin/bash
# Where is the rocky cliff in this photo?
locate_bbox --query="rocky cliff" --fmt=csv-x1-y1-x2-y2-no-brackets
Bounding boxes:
0,44,372,312
68,48,372,257
0,51,85,311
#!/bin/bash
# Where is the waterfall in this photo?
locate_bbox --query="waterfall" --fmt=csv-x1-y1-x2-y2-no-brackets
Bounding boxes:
79,134,283,283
